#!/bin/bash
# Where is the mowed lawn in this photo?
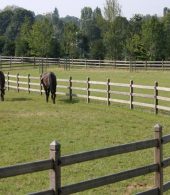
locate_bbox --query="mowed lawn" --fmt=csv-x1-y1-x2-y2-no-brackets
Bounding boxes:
1,68,170,195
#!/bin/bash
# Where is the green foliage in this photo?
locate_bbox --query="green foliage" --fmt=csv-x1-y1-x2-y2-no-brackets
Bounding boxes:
29,18,53,57
0,3,170,60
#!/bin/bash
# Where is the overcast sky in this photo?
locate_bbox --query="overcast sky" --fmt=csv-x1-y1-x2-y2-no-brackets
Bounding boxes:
0,0,169,19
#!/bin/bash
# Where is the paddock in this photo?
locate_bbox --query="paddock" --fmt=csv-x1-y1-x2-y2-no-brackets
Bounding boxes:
1,68,170,194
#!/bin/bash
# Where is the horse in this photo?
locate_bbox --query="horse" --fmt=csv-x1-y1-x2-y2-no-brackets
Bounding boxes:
0,71,5,101
41,72,57,104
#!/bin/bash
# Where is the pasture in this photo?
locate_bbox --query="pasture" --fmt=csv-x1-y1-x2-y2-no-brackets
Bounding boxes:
1,68,170,194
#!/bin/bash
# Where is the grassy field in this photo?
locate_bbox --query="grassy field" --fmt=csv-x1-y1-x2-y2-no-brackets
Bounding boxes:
1,68,170,195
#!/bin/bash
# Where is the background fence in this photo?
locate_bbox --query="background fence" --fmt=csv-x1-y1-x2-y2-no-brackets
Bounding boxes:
1,125,170,194
1,56,170,71
5,73,170,114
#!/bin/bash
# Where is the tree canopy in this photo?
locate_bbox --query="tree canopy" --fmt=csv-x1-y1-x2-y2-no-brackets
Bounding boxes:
0,2,169,60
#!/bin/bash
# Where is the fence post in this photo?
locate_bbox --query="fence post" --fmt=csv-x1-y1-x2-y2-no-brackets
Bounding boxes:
130,80,133,109
87,77,90,103
154,81,158,114
34,57,36,68
28,74,30,93
69,76,72,101
107,78,110,106
7,72,9,91
50,141,61,195
17,73,19,92
154,124,163,195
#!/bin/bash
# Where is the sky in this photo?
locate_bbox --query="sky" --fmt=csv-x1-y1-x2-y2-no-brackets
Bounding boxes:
0,0,170,19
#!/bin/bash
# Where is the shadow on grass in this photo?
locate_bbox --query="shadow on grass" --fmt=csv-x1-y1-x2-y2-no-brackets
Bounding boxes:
7,97,33,102
59,98,79,104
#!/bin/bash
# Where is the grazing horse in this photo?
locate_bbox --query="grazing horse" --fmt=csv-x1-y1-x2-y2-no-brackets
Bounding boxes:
41,72,57,104
0,71,5,101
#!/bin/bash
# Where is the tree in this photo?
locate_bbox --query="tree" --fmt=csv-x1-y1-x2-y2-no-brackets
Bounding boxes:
29,18,53,57
15,17,32,56
104,0,121,22
61,22,78,57
126,34,148,60
141,16,165,60
163,12,170,59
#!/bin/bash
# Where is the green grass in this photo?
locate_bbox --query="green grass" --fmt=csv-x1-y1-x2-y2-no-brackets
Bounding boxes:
1,68,170,194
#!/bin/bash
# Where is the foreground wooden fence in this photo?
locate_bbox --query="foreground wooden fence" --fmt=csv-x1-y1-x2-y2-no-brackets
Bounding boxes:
1,125,170,194
1,56,170,71
4,73,170,114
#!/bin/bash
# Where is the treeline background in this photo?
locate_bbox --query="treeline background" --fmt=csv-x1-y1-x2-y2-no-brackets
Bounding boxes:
0,0,170,61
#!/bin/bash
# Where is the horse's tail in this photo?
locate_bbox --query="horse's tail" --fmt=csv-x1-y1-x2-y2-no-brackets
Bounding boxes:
49,72,57,94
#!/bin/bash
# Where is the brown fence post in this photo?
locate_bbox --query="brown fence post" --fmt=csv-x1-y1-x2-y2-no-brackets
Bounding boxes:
154,124,163,195
154,81,158,114
17,73,19,92
69,76,72,101
7,72,9,91
87,77,90,103
130,80,133,109
28,74,30,93
107,78,110,106
50,141,61,195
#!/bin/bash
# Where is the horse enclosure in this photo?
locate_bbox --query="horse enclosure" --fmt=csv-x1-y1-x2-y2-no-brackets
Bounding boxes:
1,56,170,71
1,125,170,194
4,73,170,114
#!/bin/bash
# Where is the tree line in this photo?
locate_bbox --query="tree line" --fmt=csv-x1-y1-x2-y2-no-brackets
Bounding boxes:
0,0,170,61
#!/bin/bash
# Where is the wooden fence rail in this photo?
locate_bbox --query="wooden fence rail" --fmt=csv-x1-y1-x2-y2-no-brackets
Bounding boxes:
4,73,170,114
1,56,170,71
1,125,170,194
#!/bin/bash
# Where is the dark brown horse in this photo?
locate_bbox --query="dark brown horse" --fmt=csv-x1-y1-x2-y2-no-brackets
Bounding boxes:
0,71,5,101
41,72,57,104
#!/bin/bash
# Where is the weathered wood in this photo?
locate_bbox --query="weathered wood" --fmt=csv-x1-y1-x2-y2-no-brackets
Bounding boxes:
0,159,53,179
89,96,107,101
107,78,110,106
157,105,170,111
162,134,170,144
133,84,154,90
60,139,157,166
154,82,158,114
154,124,163,195
69,76,72,101
130,80,133,109
163,181,170,192
157,96,170,102
60,164,158,195
136,188,159,195
110,98,129,104
28,74,30,93
17,73,19,92
87,77,90,103
50,141,61,195
133,102,154,108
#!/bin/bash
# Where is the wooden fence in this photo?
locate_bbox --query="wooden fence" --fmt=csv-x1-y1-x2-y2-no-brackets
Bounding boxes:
1,124,170,194
1,56,170,71
4,73,170,114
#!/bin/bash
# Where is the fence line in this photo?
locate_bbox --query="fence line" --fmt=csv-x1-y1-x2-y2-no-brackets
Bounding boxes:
1,125,170,194
4,73,170,114
1,56,170,71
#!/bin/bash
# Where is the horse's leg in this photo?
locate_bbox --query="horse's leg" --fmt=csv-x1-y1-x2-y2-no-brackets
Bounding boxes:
46,90,50,102
51,93,56,104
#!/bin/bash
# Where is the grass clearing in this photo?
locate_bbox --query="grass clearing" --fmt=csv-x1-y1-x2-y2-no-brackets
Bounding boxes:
1,68,170,194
